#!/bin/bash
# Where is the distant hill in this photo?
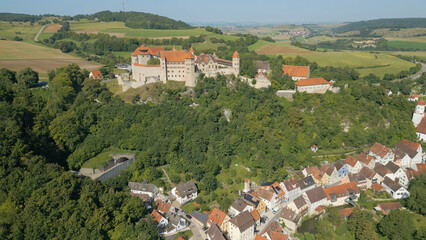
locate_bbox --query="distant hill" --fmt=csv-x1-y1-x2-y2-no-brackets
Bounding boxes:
0,13,41,22
334,18,426,33
73,11,192,30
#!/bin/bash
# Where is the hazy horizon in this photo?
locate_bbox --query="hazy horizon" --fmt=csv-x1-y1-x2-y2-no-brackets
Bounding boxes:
2,0,426,25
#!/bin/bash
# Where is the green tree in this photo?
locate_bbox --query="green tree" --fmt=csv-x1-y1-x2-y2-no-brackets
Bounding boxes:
17,67,39,87
378,209,416,240
405,174,426,215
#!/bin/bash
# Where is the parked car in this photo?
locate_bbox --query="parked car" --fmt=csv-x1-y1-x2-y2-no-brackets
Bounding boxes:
186,214,192,219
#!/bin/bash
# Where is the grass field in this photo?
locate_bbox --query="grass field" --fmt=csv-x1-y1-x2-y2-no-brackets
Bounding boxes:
0,21,41,40
0,40,102,73
82,147,136,169
387,40,426,50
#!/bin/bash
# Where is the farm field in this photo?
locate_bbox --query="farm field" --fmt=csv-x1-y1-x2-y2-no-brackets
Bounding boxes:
0,40,101,73
387,40,426,50
0,21,41,40
70,21,240,40
43,24,62,33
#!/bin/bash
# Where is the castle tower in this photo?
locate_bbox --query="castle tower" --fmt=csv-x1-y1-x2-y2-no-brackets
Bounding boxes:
243,178,250,193
232,51,240,76
189,46,194,55
184,51,196,87
412,99,425,127
173,46,176,51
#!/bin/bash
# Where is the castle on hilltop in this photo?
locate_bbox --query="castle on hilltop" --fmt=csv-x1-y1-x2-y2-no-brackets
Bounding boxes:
128,45,240,88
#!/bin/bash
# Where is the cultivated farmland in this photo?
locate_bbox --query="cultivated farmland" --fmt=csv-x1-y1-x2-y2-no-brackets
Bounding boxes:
0,21,41,40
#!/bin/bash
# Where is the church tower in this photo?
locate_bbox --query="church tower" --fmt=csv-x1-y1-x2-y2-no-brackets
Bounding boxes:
412,99,425,127
232,51,240,76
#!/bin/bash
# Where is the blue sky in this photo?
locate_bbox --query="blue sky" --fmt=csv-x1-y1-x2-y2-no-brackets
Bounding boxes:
2,0,426,24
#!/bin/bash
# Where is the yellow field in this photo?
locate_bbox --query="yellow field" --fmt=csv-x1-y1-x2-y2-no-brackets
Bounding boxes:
0,41,101,73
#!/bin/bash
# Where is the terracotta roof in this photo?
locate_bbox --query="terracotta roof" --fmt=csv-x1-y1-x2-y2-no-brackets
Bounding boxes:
254,72,271,81
255,234,269,240
282,65,310,78
360,166,377,179
90,71,102,78
305,187,327,204
255,61,270,71
417,118,426,134
262,221,284,238
369,142,392,158
320,164,335,176
132,45,164,57
257,188,274,201
323,182,360,200
232,51,240,58
348,172,366,184
151,210,164,224
377,202,402,212
417,99,425,105
394,139,420,158
315,205,326,212
250,209,260,221
371,183,384,192
283,177,300,191
357,152,376,165
294,77,330,86
177,236,184,240
312,144,318,148
417,163,426,174
312,169,325,181
133,63,161,67
229,211,255,233
271,231,288,240
304,166,319,176
208,207,227,227
189,46,194,52
155,200,171,214
345,155,358,167
161,50,194,62
339,207,354,217
414,94,419,97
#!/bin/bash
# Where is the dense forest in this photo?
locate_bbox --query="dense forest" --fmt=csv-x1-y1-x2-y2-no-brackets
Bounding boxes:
334,18,426,33
0,13,42,22
72,11,192,29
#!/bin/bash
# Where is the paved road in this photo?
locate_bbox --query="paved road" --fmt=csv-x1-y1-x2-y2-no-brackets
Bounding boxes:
257,207,284,234
412,63,426,80
188,220,206,240
34,24,49,42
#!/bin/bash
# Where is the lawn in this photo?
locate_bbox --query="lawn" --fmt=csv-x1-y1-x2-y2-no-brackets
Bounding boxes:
387,40,426,50
81,147,136,169
0,40,101,73
0,21,41,41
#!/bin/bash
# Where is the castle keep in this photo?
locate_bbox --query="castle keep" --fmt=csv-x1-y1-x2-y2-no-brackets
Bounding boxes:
130,45,239,88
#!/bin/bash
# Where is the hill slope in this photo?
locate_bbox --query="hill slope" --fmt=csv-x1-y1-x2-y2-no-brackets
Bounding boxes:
334,18,426,33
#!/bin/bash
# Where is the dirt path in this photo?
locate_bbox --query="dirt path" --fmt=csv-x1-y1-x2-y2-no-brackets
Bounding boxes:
161,166,175,188
35,24,49,42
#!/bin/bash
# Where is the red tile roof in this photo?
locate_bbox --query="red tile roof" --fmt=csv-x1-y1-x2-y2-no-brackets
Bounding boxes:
151,210,164,224
369,142,392,158
208,207,227,227
250,209,260,221
90,71,102,78
323,182,360,200
133,63,161,67
271,231,288,240
254,72,271,81
371,183,384,192
294,77,330,86
315,205,326,212
377,202,402,212
282,65,310,78
357,152,375,165
161,50,194,62
155,200,171,214
345,155,358,167
417,99,425,106
232,51,240,58
255,234,269,240
339,207,354,217
417,118,426,134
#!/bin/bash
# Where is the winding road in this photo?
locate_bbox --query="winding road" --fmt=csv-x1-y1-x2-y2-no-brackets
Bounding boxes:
34,24,49,42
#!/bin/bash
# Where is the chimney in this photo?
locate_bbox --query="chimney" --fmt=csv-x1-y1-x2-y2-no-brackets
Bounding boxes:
243,178,250,193
395,178,399,185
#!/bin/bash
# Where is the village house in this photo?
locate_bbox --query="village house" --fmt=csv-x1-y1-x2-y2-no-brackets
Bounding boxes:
282,65,310,81
229,198,254,217
166,211,187,232
228,211,255,240
360,166,380,188
373,163,393,183
312,169,329,186
128,181,158,199
260,221,287,240
302,165,319,177
385,161,409,187
250,209,261,227
255,61,271,74
334,160,349,178
345,155,363,174
89,70,102,79
282,177,301,202
294,77,332,94
249,72,271,89
171,180,198,204
348,172,368,190
298,176,316,194
320,164,339,185
191,210,209,226
371,183,385,193
207,207,230,233
393,139,423,169
412,99,425,127
151,210,168,228
407,94,419,102
339,207,354,220
357,152,376,170
311,145,318,152
369,142,394,165
381,177,410,199
243,194,267,215
303,187,327,214
155,199,171,215
255,187,276,210
278,208,300,231
416,118,426,142
375,202,403,215
287,195,309,215
260,181,286,205
207,224,226,240
323,182,360,207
